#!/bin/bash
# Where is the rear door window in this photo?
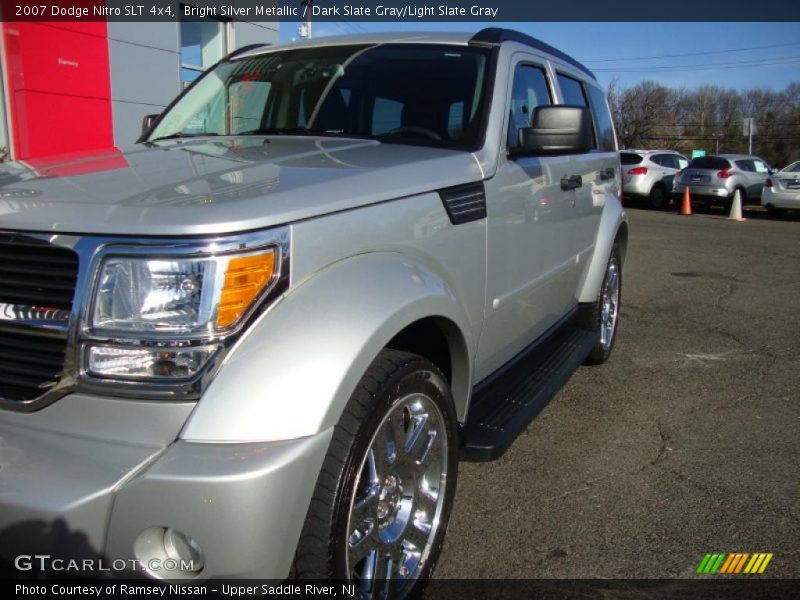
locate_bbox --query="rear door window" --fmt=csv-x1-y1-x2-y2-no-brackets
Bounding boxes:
556,73,588,106
735,160,755,172
652,154,676,168
585,84,616,151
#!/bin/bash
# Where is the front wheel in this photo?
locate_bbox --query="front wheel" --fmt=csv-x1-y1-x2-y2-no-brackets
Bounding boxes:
294,350,458,598
584,246,622,365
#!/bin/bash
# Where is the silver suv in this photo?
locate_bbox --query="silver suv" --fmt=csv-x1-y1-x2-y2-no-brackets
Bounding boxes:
674,154,772,210
0,29,627,593
621,149,689,209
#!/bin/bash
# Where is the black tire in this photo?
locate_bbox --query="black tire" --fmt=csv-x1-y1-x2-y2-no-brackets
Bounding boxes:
584,246,622,365
648,185,667,210
293,349,459,597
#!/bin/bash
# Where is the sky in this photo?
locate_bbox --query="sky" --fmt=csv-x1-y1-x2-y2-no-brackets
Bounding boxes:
280,22,800,92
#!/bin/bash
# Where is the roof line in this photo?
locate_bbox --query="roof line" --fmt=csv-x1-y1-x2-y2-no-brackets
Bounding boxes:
469,28,595,80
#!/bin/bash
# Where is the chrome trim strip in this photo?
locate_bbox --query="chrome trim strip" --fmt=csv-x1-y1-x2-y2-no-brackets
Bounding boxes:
0,303,71,334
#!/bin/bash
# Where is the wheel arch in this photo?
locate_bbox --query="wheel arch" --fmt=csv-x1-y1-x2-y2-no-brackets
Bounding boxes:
385,316,471,420
577,196,629,304
614,220,629,267
180,252,475,443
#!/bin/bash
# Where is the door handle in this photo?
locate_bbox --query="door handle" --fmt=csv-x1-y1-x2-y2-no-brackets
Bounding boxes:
561,175,582,191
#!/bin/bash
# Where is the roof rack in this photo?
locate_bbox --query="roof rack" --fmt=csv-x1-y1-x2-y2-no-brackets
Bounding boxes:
469,28,595,80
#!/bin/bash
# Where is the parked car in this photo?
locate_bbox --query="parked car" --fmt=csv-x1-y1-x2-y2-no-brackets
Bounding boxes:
621,149,689,209
0,29,627,594
673,154,772,211
762,160,800,216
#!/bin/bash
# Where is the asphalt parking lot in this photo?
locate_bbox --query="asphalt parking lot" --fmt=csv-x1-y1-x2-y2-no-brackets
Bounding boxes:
437,206,800,579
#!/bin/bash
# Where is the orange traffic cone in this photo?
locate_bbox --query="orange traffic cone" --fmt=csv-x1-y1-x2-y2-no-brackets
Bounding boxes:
679,187,692,216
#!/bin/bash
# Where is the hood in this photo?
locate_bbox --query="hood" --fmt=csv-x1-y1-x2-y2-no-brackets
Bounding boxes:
0,137,483,236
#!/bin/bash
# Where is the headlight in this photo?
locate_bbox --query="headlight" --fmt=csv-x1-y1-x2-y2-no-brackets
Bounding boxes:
91,249,276,335
80,230,288,389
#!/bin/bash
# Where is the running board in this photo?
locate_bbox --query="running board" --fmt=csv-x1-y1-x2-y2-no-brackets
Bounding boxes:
460,317,597,462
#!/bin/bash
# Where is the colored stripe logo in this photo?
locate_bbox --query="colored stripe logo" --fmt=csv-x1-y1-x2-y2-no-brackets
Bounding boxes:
697,552,773,574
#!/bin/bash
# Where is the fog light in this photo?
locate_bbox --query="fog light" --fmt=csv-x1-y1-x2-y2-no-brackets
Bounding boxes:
163,528,205,572
134,526,205,579
86,345,218,380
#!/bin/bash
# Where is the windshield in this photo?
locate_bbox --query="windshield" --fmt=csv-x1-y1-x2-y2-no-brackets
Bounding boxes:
781,161,800,173
148,44,491,150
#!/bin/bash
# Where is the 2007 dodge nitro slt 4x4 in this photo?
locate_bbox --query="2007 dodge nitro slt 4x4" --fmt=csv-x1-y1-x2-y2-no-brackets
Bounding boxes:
0,28,627,595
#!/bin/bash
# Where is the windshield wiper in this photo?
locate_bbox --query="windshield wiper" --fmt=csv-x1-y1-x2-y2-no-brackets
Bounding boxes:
148,132,220,142
236,127,372,139
237,127,318,136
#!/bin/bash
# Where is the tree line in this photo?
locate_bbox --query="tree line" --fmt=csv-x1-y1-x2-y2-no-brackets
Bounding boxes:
607,80,800,168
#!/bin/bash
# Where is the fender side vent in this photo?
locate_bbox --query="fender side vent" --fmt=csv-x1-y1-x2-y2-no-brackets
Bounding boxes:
439,182,487,225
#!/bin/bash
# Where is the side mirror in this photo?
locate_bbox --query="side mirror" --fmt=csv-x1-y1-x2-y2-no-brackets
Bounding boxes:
140,114,160,138
513,105,594,157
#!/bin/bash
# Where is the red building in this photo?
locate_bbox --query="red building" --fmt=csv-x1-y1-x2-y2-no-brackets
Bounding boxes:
0,16,278,162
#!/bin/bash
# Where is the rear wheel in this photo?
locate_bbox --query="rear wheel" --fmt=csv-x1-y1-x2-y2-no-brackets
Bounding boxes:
648,185,667,210
294,350,458,598
584,246,622,365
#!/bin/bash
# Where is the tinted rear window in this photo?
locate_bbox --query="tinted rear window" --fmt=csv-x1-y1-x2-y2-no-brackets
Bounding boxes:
688,156,730,169
621,153,643,165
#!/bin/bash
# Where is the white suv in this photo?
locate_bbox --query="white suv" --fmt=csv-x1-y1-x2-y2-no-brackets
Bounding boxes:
621,149,689,209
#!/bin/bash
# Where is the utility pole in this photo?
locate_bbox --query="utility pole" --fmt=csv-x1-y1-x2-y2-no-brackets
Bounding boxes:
743,118,756,155
299,0,313,39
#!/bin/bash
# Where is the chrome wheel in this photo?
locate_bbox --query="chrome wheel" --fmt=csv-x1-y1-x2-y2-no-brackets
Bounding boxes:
346,392,449,596
600,254,620,350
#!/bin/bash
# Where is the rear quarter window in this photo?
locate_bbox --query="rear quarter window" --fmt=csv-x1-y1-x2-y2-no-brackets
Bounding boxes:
621,153,643,165
688,157,730,170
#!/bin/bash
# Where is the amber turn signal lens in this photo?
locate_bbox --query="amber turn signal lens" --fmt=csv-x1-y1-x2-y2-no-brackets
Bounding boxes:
216,251,275,328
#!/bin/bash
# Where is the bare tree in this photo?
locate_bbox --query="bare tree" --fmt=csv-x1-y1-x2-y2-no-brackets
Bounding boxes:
609,81,800,166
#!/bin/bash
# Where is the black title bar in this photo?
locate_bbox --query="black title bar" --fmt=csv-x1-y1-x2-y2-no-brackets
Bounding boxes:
1,0,799,22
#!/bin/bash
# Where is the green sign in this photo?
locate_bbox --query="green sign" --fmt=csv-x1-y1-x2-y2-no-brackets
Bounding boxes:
691,149,706,158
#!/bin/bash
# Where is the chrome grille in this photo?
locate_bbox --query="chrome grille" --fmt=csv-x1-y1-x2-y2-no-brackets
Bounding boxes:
0,240,78,403
0,327,69,401
0,241,79,310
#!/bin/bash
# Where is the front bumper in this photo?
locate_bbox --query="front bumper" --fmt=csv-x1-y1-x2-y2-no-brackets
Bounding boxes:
0,393,332,580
